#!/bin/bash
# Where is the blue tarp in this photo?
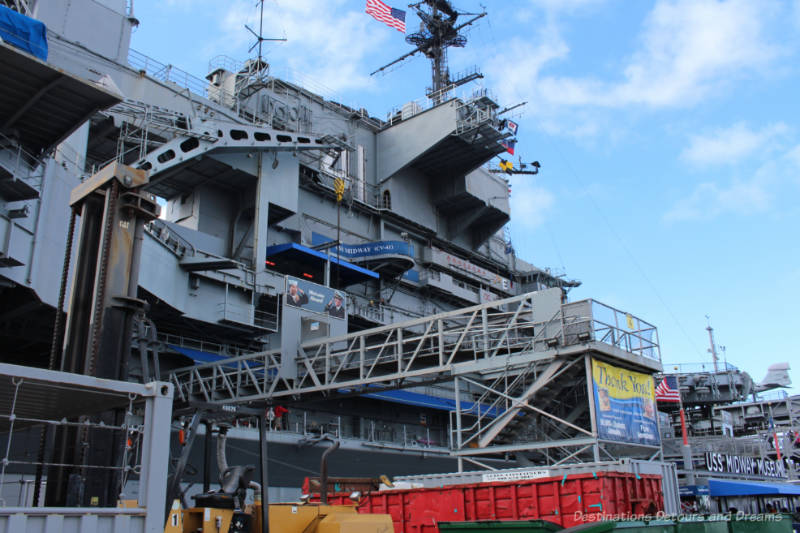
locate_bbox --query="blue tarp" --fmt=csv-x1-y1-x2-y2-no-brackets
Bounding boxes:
0,6,47,61
363,389,501,418
708,478,800,497
169,344,277,375
169,344,226,364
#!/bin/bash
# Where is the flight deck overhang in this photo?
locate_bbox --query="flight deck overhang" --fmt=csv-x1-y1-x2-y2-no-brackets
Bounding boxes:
377,97,508,182
409,126,507,179
266,242,380,287
0,41,122,154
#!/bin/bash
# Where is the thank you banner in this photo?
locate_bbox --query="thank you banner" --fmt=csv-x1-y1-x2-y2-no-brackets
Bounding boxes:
591,358,660,446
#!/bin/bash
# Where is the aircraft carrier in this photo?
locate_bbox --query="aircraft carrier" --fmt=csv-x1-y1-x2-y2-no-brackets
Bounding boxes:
3,0,792,517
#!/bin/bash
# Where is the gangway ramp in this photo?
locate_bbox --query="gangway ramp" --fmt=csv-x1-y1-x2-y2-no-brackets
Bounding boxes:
169,289,661,461
169,288,660,402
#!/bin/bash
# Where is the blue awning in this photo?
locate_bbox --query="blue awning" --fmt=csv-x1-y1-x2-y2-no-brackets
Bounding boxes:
266,242,379,286
708,478,800,497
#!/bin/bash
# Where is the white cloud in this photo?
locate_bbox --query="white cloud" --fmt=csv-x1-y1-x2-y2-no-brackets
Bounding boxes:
489,0,780,113
201,0,391,95
510,183,555,230
787,143,800,169
794,0,800,29
484,26,569,107
665,142,800,221
681,122,789,166
606,0,779,107
529,0,605,13
664,179,770,221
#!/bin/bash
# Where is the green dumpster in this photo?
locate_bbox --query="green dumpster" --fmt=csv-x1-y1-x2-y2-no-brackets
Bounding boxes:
438,520,564,533
728,514,792,533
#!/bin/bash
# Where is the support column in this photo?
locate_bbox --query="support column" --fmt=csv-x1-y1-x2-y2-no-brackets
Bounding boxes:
454,377,463,472
259,411,270,533
138,382,174,533
584,354,601,462
253,153,271,274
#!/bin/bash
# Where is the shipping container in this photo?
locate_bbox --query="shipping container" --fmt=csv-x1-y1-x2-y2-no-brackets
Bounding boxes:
318,471,665,533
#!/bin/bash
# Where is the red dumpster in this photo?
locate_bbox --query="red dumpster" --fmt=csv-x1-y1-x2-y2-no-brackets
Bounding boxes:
315,471,664,533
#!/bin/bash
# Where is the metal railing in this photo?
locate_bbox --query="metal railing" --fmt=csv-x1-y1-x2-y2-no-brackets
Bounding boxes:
298,157,385,210
662,361,739,373
217,301,278,332
587,300,660,360
170,292,659,405
455,91,499,135
753,389,790,401
268,410,447,451
347,294,425,325
144,219,195,258
158,332,257,358
0,132,44,193
128,49,216,101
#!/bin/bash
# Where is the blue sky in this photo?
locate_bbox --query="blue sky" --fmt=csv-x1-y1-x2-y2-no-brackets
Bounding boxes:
130,0,800,393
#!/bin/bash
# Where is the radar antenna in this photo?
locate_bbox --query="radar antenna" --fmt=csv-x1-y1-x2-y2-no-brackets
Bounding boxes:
245,0,287,66
371,0,486,103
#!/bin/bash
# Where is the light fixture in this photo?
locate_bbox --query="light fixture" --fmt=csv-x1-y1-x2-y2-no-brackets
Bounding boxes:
272,153,279,169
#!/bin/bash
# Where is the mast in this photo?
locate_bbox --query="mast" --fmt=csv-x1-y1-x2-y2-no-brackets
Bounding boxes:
705,315,718,372
371,0,486,104
244,0,287,68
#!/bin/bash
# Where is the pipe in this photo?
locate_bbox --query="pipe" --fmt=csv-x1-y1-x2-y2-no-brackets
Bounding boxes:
216,427,229,475
217,428,261,497
319,439,340,505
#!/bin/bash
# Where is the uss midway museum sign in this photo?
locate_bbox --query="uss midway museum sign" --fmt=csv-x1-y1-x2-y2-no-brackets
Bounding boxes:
704,452,788,479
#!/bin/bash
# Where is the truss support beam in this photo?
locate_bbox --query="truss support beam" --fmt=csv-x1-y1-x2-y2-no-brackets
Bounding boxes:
452,437,597,456
134,122,348,184
476,359,564,448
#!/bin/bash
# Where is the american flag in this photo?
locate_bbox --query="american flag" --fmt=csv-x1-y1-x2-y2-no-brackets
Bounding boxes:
366,0,406,33
655,375,681,402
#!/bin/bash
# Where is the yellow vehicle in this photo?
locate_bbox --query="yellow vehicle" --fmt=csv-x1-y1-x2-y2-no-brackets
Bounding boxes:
163,435,393,533
165,499,393,533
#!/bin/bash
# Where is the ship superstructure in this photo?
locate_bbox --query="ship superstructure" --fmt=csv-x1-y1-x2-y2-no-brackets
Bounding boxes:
0,0,674,509
656,357,798,511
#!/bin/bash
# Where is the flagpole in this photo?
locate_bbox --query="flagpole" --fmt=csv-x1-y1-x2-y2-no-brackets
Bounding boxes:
768,405,782,461
676,379,695,486
679,393,689,446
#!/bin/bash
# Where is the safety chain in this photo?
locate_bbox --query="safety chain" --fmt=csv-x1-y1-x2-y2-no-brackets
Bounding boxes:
118,393,139,499
87,180,120,375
